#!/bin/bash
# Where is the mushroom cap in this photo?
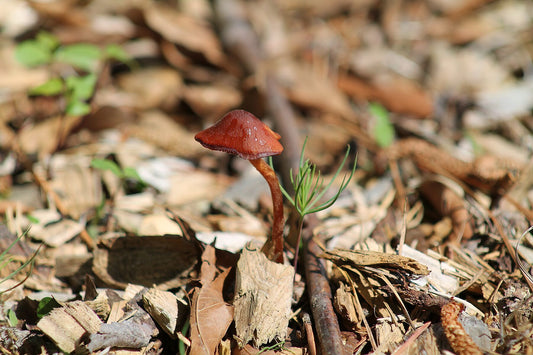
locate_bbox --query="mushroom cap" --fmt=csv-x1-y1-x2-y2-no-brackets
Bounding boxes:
194,110,283,160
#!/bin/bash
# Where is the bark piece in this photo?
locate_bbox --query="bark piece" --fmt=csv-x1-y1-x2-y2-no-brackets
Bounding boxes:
234,246,294,347
37,301,102,353
334,282,361,331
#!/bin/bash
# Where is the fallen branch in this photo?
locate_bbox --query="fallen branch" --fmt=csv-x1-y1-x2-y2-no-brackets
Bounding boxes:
303,215,344,354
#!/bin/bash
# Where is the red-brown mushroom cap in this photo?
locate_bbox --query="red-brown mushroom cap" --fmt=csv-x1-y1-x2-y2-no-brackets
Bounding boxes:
194,110,283,160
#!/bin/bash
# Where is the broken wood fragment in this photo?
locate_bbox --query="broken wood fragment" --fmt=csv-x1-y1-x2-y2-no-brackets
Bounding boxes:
234,246,294,347
37,300,102,353
143,288,187,338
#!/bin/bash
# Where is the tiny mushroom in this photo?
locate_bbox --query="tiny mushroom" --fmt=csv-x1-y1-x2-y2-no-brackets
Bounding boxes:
195,110,285,263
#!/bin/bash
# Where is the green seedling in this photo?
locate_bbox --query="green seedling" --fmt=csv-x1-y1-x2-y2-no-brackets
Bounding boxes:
274,138,356,270
91,158,146,193
178,318,190,355
0,228,41,295
369,102,395,148
7,308,18,327
258,340,292,354
15,31,133,116
36,297,61,319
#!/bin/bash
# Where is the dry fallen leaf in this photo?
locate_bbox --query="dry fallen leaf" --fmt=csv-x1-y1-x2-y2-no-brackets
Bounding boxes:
92,235,201,290
189,244,234,355
322,248,429,276
144,2,225,66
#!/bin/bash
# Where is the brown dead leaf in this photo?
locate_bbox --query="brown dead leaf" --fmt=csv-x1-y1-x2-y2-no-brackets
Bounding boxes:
92,235,202,290
17,115,82,157
189,244,234,355
276,61,356,120
322,249,429,276
419,180,473,243
116,67,183,110
144,2,225,66
183,84,242,121
125,110,203,159
337,74,433,118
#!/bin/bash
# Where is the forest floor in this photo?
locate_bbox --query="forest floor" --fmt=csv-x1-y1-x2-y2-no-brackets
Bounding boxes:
1,0,533,354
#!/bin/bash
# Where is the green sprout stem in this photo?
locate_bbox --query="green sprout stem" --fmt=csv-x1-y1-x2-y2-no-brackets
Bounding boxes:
0,228,41,295
273,138,356,270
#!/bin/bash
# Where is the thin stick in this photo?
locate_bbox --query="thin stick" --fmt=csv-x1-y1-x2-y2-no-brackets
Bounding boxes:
304,216,344,354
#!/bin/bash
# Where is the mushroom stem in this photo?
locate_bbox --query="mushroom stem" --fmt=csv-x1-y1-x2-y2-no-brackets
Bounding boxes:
250,158,284,263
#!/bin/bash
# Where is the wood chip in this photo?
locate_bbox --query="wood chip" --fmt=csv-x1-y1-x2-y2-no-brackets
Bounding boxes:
143,288,186,337
32,219,84,247
37,301,102,353
234,246,294,347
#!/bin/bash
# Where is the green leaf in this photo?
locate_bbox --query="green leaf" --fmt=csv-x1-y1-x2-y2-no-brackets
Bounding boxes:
91,158,123,178
65,73,97,101
15,40,52,67
26,214,40,224
65,100,91,116
29,78,64,96
369,102,395,148
36,31,60,52
104,44,131,63
54,43,102,72
7,308,18,326
123,167,142,182
36,297,61,318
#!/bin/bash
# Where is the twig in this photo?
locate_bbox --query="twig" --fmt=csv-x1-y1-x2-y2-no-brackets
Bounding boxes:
303,215,344,354
391,322,431,355
302,312,317,355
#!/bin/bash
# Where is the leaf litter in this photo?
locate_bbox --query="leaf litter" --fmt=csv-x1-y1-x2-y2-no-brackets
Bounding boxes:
1,0,533,354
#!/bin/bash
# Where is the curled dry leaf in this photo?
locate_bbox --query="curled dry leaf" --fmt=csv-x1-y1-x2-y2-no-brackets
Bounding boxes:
321,248,429,276
92,235,201,290
419,180,473,242
189,244,234,355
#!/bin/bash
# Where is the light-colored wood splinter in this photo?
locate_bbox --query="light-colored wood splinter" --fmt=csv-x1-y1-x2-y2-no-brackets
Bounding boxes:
37,301,102,353
143,288,187,337
234,246,294,347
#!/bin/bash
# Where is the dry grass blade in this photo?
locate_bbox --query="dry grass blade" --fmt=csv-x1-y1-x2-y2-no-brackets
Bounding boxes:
336,266,377,351
515,225,533,286
0,228,40,295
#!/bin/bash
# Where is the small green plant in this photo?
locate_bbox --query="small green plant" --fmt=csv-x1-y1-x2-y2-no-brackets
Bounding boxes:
274,138,356,269
36,297,61,319
369,102,395,148
91,158,146,193
257,340,292,354
0,229,40,295
6,308,18,327
15,31,132,116
178,319,190,355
